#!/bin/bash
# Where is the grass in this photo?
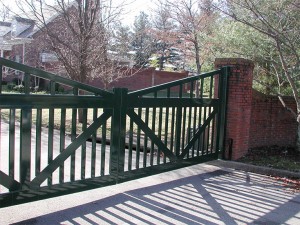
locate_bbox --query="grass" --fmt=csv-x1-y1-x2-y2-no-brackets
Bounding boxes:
0,107,209,140
237,146,300,173
0,108,111,137
0,88,215,151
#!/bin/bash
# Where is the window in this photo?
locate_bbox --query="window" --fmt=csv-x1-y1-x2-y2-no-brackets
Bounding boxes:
40,52,59,62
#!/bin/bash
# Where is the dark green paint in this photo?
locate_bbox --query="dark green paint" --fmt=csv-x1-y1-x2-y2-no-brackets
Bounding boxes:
0,58,230,207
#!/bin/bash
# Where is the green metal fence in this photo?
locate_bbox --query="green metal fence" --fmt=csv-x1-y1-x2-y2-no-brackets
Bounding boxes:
0,57,229,207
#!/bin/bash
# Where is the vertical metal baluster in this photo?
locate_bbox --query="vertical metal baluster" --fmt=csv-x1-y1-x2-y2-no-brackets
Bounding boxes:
136,108,142,169
181,107,187,157
192,106,197,157
9,109,15,181
48,109,54,186
150,91,157,166
211,115,216,153
143,108,149,168
157,107,163,165
35,109,42,175
24,73,30,95
170,107,175,154
164,88,171,163
91,108,97,178
175,84,183,157
190,81,194,98
207,76,214,154
186,80,195,159
100,118,106,176
198,78,204,156
81,108,87,179
59,108,66,183
128,118,133,171
187,106,192,159
202,106,208,155
71,87,78,181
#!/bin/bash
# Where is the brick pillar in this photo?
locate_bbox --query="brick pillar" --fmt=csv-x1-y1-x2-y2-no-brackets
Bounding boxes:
215,58,254,160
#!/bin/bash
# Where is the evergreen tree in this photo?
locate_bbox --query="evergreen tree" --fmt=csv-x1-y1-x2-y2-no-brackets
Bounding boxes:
214,0,300,150
132,11,154,67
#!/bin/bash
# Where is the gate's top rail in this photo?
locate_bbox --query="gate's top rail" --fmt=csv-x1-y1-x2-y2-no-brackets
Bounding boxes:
0,57,113,97
128,70,221,98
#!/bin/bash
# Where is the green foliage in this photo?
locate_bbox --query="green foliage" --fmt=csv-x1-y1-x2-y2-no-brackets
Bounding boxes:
7,82,16,90
163,66,174,72
149,55,159,68
112,24,133,58
46,82,65,94
209,16,298,96
132,11,155,66
235,1,298,96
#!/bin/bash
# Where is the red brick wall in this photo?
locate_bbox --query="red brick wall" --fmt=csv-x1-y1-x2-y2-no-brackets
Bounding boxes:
215,58,254,159
215,58,297,160
249,90,297,148
89,68,189,91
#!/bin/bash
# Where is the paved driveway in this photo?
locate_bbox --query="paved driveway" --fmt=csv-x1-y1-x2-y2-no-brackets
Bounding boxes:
0,162,299,225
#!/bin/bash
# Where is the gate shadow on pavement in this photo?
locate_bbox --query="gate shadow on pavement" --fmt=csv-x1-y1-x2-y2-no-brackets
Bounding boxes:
11,169,300,225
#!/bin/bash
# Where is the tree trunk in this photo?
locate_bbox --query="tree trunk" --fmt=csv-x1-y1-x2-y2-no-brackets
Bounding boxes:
159,56,164,71
78,108,84,123
194,35,201,98
297,117,300,152
78,90,85,123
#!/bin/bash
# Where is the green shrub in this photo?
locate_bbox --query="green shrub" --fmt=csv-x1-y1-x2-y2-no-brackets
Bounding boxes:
13,85,24,93
12,78,22,85
7,82,16,90
57,86,65,93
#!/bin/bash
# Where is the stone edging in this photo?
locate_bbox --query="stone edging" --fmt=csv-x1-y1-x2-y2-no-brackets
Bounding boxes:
207,160,300,179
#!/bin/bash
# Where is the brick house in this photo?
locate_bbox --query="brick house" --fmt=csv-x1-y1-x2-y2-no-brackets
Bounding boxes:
0,7,190,90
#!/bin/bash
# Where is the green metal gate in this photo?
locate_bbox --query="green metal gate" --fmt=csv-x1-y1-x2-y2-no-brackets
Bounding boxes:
0,58,229,207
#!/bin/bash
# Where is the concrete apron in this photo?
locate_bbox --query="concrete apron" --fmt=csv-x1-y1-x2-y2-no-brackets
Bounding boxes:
0,161,299,225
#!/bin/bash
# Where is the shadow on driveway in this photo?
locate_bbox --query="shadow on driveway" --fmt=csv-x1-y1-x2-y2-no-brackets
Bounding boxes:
11,169,300,225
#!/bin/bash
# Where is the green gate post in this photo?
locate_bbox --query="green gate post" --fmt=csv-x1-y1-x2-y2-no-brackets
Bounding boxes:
216,66,230,158
20,73,32,189
110,88,128,183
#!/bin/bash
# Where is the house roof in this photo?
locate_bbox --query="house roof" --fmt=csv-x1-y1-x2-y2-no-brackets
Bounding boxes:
0,16,35,50
0,21,11,27
14,17,35,24
0,22,11,36
31,1,77,36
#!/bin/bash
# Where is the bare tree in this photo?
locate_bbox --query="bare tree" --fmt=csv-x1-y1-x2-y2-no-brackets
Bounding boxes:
214,0,300,150
131,11,155,67
0,3,10,21
17,0,133,89
156,0,216,75
151,3,179,70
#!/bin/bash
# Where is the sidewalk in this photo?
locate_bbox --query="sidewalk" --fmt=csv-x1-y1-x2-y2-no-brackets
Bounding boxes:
1,161,299,225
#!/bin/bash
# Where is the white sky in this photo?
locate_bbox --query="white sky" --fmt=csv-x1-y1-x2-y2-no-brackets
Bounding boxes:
123,0,153,25
0,0,153,26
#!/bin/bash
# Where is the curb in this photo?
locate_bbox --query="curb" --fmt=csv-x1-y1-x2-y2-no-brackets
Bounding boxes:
207,160,300,179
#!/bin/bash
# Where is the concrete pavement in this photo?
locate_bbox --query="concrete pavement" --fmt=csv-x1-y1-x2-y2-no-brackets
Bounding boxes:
1,161,299,225
1,119,299,224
